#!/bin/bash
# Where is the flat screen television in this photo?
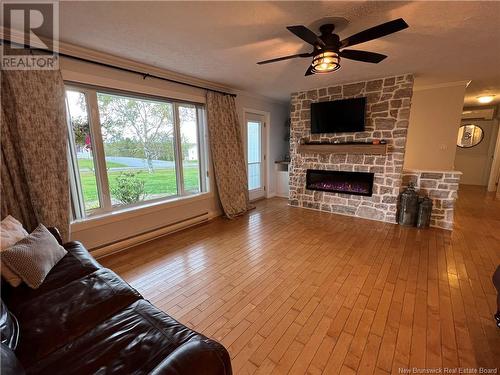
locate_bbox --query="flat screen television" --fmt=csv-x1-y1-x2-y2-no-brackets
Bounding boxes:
310,97,366,134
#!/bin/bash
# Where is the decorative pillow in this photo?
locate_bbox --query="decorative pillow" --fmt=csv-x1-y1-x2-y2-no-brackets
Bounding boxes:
1,224,67,289
0,216,29,287
0,216,29,248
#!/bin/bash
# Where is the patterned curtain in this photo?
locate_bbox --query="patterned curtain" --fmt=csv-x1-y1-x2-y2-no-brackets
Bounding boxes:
1,69,70,241
206,91,252,218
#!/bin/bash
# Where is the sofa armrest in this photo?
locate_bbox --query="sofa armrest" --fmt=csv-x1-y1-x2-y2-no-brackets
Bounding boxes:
1,343,25,375
47,227,63,245
149,339,232,375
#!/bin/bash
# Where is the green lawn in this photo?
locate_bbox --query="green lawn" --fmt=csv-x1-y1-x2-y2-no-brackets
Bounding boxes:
77,158,128,170
80,167,200,210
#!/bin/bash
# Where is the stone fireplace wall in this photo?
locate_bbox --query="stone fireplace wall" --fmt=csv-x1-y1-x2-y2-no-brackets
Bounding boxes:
402,170,462,230
289,74,414,223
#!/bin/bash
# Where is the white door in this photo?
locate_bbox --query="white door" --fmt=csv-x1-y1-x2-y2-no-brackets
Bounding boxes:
245,112,266,200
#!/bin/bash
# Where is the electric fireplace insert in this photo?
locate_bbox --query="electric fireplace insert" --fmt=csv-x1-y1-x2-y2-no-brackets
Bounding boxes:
306,169,374,197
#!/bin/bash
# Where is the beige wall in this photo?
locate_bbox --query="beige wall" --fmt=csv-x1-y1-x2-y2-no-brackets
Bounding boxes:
488,113,500,192
404,83,467,171
61,57,288,250
455,119,499,185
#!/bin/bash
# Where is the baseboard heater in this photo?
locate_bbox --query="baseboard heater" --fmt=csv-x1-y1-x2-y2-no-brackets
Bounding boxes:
91,212,211,259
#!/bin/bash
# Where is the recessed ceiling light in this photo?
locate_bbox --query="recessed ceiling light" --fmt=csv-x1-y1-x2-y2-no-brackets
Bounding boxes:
477,95,495,104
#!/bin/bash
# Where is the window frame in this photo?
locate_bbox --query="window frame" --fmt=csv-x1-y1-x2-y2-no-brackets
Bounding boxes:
65,83,209,220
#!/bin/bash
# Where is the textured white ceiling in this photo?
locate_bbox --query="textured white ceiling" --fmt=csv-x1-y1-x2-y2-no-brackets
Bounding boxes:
55,1,500,103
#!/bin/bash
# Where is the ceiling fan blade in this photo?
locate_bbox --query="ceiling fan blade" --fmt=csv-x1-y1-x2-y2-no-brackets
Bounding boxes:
305,65,314,76
339,49,387,63
287,25,326,47
257,52,312,65
340,18,408,48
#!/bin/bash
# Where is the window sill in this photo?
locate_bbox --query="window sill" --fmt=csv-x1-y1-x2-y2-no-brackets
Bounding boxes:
71,192,214,232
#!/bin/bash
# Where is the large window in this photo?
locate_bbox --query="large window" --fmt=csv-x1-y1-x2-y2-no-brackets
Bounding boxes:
66,85,208,219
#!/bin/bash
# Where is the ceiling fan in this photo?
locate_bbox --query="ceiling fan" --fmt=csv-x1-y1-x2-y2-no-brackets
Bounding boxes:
257,18,409,76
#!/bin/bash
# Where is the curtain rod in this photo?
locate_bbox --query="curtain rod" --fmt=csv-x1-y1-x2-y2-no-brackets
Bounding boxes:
0,39,237,97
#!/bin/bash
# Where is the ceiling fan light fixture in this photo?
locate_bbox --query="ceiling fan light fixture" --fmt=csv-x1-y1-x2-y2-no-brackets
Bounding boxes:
311,51,340,74
257,18,409,76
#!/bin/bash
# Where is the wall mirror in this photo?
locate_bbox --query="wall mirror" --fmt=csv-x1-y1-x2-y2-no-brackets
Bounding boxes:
457,124,484,148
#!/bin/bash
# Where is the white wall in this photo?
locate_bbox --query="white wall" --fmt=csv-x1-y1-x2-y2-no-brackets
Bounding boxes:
487,110,500,192
454,119,499,185
404,82,467,171
61,57,288,249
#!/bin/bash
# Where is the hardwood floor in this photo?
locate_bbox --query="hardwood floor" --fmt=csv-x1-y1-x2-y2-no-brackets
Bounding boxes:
100,184,500,374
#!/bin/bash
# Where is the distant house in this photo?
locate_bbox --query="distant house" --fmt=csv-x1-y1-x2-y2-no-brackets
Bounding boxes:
187,144,198,161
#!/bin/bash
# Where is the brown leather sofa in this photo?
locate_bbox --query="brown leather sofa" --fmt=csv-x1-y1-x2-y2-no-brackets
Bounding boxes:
1,229,232,375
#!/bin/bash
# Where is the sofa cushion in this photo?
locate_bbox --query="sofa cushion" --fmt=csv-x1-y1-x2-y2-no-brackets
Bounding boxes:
13,268,141,366
0,300,19,350
26,300,231,375
1,241,101,308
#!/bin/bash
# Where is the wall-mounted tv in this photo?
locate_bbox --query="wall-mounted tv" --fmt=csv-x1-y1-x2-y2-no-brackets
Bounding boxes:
310,97,366,134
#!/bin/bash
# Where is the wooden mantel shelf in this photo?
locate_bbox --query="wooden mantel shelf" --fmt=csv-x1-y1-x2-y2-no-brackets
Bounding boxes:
297,143,387,155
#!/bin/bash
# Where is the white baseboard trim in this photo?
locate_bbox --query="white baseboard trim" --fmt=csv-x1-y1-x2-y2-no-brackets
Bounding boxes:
91,212,216,259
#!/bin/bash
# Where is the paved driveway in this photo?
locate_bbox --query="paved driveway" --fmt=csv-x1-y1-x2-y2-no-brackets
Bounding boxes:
77,153,196,170
106,156,174,168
